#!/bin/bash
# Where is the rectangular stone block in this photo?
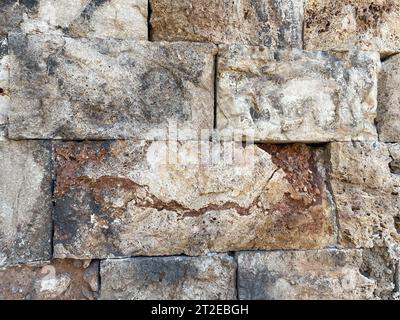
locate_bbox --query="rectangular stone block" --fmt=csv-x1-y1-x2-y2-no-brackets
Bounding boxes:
305,0,400,57
53,141,335,259
0,259,99,300
8,33,216,140
237,250,377,300
377,54,400,142
1,0,148,40
100,255,236,300
150,0,303,48
329,142,400,248
0,140,52,266
0,37,9,127
217,45,380,143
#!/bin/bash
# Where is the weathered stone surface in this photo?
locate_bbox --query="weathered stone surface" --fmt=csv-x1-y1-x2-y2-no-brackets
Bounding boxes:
329,142,400,249
150,0,303,48
305,0,400,56
1,0,147,40
377,54,400,142
217,45,380,142
237,249,380,300
100,255,236,300
0,0,37,36
53,141,335,259
0,140,53,266
0,259,99,300
389,143,400,174
8,33,215,140
0,37,9,127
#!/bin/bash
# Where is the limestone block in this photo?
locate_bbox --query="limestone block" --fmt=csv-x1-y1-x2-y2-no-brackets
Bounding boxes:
237,250,377,300
305,0,400,57
150,0,303,48
0,140,52,266
53,141,335,259
329,142,400,248
217,45,380,143
0,37,9,127
8,33,216,140
100,255,236,300
377,54,400,142
1,0,148,40
0,260,99,300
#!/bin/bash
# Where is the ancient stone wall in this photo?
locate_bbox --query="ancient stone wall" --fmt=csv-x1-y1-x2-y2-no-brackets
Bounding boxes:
0,0,399,300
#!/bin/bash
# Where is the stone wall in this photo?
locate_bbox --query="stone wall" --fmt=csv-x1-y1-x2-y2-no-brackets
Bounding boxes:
0,0,399,300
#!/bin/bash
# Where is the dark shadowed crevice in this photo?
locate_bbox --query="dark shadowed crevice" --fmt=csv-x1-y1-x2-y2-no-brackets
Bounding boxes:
213,48,219,130
148,0,153,41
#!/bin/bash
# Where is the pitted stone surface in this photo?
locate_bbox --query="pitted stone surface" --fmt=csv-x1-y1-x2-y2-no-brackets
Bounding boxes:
217,45,380,143
0,37,9,127
150,0,303,48
53,141,334,259
8,33,216,140
237,250,378,300
0,140,52,267
0,0,148,40
329,142,400,249
305,0,400,56
100,255,236,300
0,259,99,300
377,54,400,142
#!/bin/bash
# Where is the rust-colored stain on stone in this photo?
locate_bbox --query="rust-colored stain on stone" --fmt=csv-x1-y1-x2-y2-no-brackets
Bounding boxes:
53,141,334,257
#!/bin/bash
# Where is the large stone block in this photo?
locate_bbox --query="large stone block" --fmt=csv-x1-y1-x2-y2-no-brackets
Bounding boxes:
0,140,52,266
150,0,303,48
53,141,335,259
217,45,380,143
0,259,99,300
1,0,148,40
377,54,400,142
305,0,400,56
8,33,216,140
237,250,378,300
100,255,236,300
329,142,400,249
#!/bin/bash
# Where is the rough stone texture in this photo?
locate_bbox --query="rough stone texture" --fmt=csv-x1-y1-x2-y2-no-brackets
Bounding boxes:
100,255,236,300
304,0,400,57
0,259,99,300
0,37,9,128
53,141,335,259
329,142,400,249
389,143,400,174
0,140,53,267
0,0,37,36
8,33,216,140
237,250,378,300
217,45,380,143
0,0,148,40
150,0,304,48
377,53,400,142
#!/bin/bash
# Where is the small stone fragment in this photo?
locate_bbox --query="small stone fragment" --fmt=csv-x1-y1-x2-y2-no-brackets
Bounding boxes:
100,255,236,300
